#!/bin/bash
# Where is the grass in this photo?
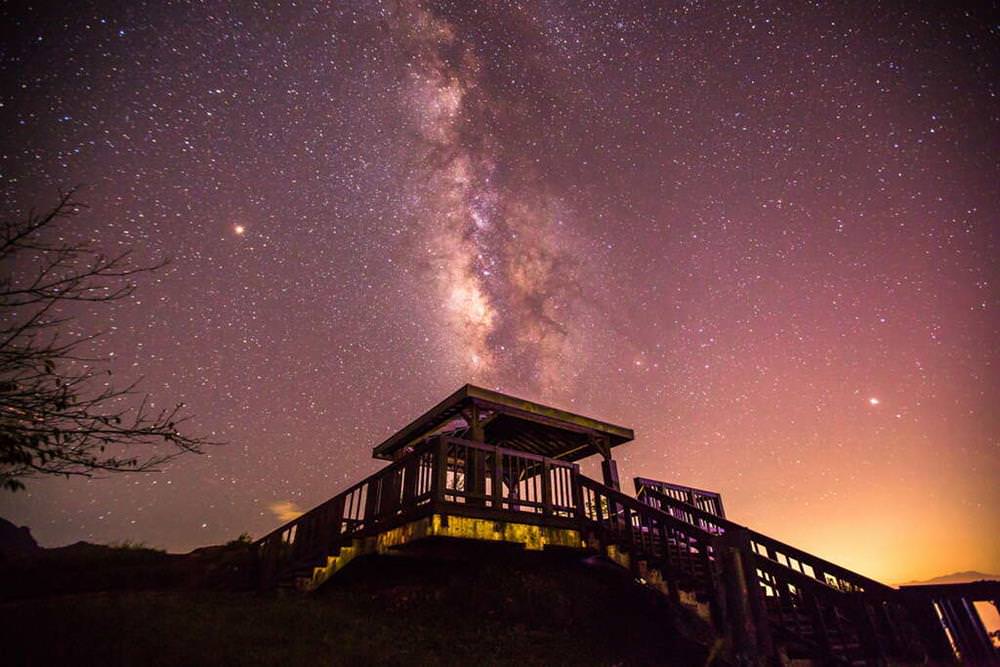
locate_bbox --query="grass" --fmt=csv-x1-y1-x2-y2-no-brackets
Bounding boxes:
0,542,718,666
4,590,468,666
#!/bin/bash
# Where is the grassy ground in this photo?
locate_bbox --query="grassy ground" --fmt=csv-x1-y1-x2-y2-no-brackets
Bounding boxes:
0,542,718,666
4,590,610,666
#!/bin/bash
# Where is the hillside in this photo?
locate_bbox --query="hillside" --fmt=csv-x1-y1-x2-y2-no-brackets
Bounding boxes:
900,570,1000,586
0,537,720,666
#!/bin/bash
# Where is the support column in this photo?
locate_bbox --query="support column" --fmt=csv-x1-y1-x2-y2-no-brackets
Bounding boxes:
722,530,773,662
464,447,486,506
464,402,486,505
592,433,620,491
601,457,621,491
722,544,758,658
468,402,484,442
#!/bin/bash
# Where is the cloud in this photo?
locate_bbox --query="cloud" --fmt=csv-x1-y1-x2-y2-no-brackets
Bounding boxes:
268,500,304,522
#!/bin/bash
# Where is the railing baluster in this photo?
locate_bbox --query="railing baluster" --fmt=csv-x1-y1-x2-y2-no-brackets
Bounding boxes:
541,458,552,516
492,445,502,509
572,465,584,521
432,437,447,507
402,455,417,507
364,476,379,524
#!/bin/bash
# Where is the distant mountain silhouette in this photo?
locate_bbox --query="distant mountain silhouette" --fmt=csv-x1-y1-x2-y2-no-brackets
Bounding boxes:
901,571,1000,586
0,517,40,558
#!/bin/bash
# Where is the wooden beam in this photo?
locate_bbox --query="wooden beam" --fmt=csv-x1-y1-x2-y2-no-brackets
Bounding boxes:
590,434,612,460
372,387,470,460
508,435,545,456
516,430,556,455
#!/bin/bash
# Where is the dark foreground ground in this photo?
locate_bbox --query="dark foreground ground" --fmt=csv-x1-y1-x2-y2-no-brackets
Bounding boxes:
0,539,720,666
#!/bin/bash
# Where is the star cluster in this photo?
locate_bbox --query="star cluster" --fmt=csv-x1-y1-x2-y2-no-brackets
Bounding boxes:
0,1,996,583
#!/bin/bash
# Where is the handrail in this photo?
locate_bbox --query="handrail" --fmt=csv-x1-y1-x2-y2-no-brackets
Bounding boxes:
255,442,885,604
636,478,724,500
254,442,433,560
638,486,739,533
258,436,581,552
437,437,580,520
255,435,590,589
577,475,723,597
580,476,717,540
635,477,726,518
641,487,893,596
255,437,436,546
578,476,723,573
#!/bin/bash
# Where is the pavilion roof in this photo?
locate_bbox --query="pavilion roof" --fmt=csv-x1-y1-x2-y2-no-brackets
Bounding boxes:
371,384,633,462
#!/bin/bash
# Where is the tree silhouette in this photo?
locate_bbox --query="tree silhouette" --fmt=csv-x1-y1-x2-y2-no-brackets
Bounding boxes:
0,189,211,491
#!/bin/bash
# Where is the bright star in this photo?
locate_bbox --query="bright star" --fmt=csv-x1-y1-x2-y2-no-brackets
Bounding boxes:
868,397,880,406
233,224,246,235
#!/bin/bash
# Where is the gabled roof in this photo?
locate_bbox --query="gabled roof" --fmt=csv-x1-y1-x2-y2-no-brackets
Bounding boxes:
372,384,634,462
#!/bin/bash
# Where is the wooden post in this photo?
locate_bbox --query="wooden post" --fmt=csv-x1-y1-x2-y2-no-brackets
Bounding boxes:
601,457,621,491
460,402,486,506
722,530,773,661
607,493,619,535
492,445,503,509
432,437,448,508
745,561,774,659
541,458,553,517
661,521,681,604
329,495,346,544
363,477,380,526
468,401,484,442
378,466,401,518
463,444,476,502
464,443,486,506
571,464,584,522
401,455,417,509
807,590,833,659
852,596,886,664
504,470,522,512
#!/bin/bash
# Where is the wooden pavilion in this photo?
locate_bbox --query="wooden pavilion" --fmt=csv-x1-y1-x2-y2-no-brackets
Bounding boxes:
254,384,992,665
371,384,633,489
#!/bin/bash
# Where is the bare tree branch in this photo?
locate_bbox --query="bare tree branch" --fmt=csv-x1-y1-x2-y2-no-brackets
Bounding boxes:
0,188,216,491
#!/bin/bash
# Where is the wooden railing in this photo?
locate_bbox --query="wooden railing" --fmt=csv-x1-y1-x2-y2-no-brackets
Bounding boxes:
578,475,723,603
635,477,726,518
636,484,923,663
255,438,438,587
256,436,585,587
256,443,742,608
438,437,579,521
636,484,892,597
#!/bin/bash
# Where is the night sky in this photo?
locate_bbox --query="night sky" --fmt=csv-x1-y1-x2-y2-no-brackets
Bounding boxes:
1,1,997,584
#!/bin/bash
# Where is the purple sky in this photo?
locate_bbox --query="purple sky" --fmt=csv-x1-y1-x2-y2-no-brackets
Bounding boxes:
1,1,996,583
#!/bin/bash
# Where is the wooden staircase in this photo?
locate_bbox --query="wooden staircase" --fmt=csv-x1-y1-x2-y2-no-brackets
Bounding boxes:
634,479,928,665
275,541,363,592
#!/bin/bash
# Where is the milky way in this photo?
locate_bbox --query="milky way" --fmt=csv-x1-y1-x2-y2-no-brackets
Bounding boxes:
395,2,607,392
0,1,996,583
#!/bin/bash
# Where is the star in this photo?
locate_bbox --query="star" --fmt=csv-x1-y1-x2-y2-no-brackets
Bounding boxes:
1,0,994,584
